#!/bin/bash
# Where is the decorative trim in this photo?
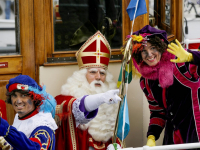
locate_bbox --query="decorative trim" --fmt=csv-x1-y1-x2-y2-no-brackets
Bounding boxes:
34,129,51,149
68,98,77,150
88,138,105,149
47,54,122,63
4,126,10,138
116,137,126,148
174,64,200,141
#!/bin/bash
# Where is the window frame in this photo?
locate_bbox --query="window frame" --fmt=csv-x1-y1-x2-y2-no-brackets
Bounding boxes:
39,0,149,66
153,0,183,42
31,0,182,80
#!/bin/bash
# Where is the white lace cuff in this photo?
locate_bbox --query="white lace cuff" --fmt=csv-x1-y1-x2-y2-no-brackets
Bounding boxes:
72,97,92,127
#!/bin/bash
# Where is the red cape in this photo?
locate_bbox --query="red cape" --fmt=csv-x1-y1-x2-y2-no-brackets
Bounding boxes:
55,95,122,150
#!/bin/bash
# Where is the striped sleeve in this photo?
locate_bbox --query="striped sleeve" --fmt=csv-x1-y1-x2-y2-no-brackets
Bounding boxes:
140,78,166,140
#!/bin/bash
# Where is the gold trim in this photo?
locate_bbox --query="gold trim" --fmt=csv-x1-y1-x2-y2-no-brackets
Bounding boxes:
68,98,77,150
116,137,126,148
50,132,54,150
79,52,110,58
76,31,111,57
76,31,111,69
88,138,105,149
34,129,51,150
79,63,108,70
55,105,60,114
4,126,10,138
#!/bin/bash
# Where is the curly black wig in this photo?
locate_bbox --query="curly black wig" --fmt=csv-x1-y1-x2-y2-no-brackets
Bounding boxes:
132,36,168,64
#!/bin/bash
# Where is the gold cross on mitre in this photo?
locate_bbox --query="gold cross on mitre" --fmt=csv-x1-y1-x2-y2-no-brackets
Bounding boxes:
76,31,111,69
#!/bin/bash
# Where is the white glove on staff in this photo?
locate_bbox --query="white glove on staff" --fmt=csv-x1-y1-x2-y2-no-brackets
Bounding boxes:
107,143,121,150
84,89,121,112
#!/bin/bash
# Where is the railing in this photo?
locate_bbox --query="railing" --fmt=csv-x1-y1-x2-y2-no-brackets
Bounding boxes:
184,39,200,49
118,142,200,150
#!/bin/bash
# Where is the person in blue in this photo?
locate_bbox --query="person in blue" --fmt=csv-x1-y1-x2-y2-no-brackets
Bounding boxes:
0,75,57,150
4,0,14,20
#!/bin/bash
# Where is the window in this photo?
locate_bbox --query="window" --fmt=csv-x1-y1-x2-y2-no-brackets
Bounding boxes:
53,0,122,52
148,0,183,42
45,0,125,63
0,0,20,54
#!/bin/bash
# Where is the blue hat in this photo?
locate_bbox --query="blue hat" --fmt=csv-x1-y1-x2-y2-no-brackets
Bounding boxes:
6,75,42,91
6,75,56,118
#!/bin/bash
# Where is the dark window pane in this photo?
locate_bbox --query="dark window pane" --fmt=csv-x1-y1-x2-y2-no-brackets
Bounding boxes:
53,0,122,51
149,0,171,36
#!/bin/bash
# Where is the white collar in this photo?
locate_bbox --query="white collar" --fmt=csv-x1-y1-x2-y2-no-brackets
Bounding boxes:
12,112,57,138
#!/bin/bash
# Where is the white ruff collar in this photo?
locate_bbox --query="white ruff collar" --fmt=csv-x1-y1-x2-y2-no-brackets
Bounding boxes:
12,112,58,138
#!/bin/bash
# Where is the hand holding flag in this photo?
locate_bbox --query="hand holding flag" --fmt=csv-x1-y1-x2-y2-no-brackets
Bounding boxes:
112,0,147,145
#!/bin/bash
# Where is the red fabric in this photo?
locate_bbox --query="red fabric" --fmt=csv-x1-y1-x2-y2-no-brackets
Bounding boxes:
173,130,184,144
55,95,121,150
19,109,38,120
189,43,200,49
149,105,164,111
149,117,165,128
162,88,167,109
189,64,199,80
0,99,7,120
76,31,111,69
28,91,45,103
7,83,18,92
100,57,109,66
55,95,74,105
100,41,110,53
55,5,61,18
29,138,42,148
188,40,200,49
82,56,96,64
83,40,97,52
145,79,155,100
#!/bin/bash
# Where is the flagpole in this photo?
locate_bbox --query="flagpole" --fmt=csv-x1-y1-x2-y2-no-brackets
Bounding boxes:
113,0,147,146
130,0,139,35
113,0,140,144
122,71,129,141
112,59,126,143
112,37,132,144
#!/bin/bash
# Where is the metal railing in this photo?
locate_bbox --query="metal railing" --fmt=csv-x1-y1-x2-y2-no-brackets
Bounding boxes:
119,142,200,150
184,39,200,49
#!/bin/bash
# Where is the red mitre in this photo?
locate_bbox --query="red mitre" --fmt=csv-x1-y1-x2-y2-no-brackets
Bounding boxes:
0,99,7,120
76,31,111,69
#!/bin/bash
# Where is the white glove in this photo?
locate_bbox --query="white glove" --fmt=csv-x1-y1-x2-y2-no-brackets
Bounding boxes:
107,143,121,150
84,89,121,112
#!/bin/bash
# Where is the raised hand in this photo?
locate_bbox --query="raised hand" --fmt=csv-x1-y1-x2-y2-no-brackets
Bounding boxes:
167,39,193,63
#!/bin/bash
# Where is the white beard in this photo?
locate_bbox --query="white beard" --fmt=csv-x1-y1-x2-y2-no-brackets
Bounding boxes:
61,68,119,142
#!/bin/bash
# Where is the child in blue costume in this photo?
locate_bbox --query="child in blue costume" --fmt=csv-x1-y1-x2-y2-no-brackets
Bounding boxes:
0,75,57,150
